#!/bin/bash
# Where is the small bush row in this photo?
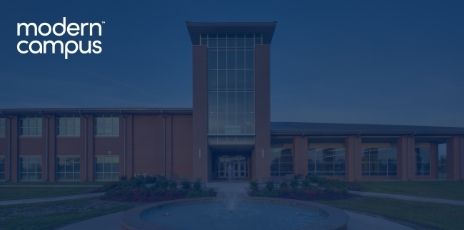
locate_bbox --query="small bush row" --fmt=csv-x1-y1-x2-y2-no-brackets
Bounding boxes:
101,176,216,202
249,175,350,200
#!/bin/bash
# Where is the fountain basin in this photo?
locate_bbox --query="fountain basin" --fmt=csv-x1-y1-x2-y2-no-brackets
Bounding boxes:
122,197,348,230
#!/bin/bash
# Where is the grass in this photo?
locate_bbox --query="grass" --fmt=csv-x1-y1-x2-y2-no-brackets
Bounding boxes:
320,196,464,230
0,198,134,230
353,181,464,200
0,187,99,201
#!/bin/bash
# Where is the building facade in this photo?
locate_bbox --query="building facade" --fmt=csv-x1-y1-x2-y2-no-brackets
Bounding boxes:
0,22,463,183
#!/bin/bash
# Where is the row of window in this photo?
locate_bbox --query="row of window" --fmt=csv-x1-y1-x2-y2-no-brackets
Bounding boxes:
200,33,264,48
0,155,119,182
270,143,447,177
0,116,120,138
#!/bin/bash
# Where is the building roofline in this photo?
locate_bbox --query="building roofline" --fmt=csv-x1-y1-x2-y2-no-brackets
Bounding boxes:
0,107,193,115
186,21,277,44
271,121,464,136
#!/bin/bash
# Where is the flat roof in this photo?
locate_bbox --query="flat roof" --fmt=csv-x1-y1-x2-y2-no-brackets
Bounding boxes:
0,107,192,115
271,122,464,136
186,21,277,44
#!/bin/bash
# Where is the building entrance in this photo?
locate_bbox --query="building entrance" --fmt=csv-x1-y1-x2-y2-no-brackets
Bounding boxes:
215,155,249,180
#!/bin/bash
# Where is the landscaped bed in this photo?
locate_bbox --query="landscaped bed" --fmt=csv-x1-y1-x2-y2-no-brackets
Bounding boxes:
100,176,216,202
249,176,350,200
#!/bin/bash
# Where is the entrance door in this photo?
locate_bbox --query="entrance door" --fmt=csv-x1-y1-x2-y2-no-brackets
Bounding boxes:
216,155,249,180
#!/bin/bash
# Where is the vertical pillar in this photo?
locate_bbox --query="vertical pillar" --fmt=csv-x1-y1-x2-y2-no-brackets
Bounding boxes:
5,117,12,181
345,136,361,182
430,143,438,179
47,115,56,182
447,136,463,180
398,135,415,180
126,115,134,179
80,116,87,182
165,116,173,178
254,44,271,182
86,115,95,182
192,45,209,182
11,116,18,183
293,136,308,176
42,116,49,182
460,137,464,180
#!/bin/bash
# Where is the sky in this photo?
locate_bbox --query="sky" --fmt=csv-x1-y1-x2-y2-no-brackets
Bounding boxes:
0,0,463,127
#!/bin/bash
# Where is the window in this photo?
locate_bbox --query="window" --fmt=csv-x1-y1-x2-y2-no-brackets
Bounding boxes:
0,156,5,180
416,144,431,176
95,155,119,181
56,156,80,181
206,33,259,136
20,117,42,137
362,145,397,176
20,155,42,181
270,139,294,176
0,118,6,138
57,117,80,137
308,146,346,176
95,116,119,137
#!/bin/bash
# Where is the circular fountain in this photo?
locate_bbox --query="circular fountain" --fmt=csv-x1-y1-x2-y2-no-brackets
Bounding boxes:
122,197,348,230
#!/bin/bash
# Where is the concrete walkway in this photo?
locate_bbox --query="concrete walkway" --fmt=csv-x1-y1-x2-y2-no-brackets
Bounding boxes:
346,211,413,230
0,192,104,206
349,190,464,206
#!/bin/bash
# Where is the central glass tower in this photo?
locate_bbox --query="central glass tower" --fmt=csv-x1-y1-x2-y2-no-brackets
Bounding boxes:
187,22,276,181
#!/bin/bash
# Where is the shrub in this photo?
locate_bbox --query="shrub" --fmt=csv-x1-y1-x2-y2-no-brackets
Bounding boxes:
249,176,350,201
102,176,215,202
265,181,274,191
249,181,259,193
193,180,202,191
301,179,311,188
181,181,191,190
290,179,299,190
280,182,288,190
169,181,177,190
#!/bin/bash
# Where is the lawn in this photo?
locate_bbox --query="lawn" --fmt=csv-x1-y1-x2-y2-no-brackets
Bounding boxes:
352,181,464,200
0,198,134,230
320,196,464,230
0,186,100,201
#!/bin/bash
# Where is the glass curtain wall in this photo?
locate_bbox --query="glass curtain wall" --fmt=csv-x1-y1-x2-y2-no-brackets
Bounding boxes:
203,33,263,136
270,139,294,176
361,143,397,176
308,144,346,176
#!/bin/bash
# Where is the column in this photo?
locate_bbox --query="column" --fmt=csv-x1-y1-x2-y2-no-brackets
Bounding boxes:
192,45,209,182
254,44,271,182
293,136,308,176
345,136,362,181
86,115,95,182
47,115,57,182
398,135,415,180
447,136,463,180
125,115,134,179
10,116,18,183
